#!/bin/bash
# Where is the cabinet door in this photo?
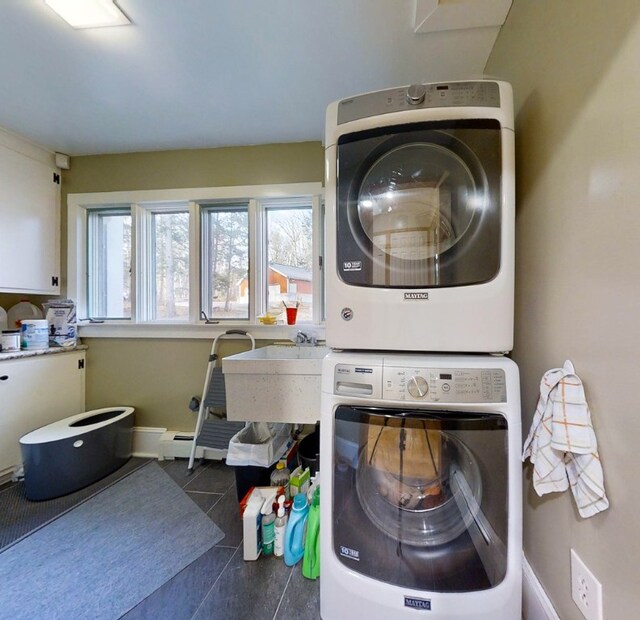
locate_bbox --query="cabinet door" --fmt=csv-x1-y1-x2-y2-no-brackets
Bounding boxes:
0,137,60,294
0,352,85,475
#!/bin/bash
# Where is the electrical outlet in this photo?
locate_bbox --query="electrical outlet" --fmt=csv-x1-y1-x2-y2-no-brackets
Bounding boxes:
571,549,603,620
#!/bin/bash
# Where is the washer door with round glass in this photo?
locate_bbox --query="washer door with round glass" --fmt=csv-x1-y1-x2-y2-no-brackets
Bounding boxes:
332,406,509,593
336,120,502,288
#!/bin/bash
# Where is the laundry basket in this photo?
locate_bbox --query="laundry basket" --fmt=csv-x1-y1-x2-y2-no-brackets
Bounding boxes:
187,330,255,471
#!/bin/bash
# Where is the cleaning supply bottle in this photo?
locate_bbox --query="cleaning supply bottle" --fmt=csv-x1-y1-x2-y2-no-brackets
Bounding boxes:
284,493,309,566
302,486,320,579
274,495,288,557
261,498,276,556
270,461,291,499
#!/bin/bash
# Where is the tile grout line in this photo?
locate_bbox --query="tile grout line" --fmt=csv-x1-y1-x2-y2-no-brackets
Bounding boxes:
205,491,225,512
182,462,236,494
180,463,208,489
271,567,295,620
189,542,242,620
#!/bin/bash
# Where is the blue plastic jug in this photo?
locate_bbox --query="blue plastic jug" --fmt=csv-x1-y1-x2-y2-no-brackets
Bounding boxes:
284,493,309,566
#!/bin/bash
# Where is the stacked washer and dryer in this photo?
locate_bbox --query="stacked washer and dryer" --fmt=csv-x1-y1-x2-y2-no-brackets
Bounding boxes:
320,81,522,619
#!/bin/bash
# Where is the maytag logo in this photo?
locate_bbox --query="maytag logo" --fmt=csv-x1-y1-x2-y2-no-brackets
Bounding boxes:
404,292,429,300
404,596,431,611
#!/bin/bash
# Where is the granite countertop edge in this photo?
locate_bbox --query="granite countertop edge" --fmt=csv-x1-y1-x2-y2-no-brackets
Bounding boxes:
0,344,88,362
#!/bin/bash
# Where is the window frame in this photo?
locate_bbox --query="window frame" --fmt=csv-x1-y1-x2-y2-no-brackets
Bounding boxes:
199,200,251,323
86,205,133,321
259,196,320,324
139,202,191,323
67,182,324,339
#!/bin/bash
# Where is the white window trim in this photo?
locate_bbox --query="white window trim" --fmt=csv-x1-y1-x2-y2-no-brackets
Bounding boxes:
68,182,325,340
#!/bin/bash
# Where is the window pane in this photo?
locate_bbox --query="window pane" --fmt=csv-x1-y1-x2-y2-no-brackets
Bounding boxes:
152,211,189,320
87,210,131,319
266,207,313,322
202,206,249,320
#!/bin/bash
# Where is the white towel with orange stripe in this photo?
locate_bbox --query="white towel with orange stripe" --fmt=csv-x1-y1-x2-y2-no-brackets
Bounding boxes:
522,360,609,518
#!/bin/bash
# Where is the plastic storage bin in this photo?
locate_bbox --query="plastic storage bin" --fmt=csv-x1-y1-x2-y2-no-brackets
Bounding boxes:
226,423,294,500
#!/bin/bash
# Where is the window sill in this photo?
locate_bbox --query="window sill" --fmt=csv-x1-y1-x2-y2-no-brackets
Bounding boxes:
77,321,326,341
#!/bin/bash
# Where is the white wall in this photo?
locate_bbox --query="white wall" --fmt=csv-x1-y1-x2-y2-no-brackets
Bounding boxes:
487,1,640,618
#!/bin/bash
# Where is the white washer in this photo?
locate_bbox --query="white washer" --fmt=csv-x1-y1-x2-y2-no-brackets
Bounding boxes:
324,80,515,353
320,351,522,619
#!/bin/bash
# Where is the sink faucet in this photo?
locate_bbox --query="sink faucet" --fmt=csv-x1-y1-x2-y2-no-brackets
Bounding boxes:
295,331,317,346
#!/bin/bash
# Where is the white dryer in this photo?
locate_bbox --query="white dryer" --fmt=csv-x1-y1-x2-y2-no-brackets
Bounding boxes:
324,80,515,353
320,351,522,619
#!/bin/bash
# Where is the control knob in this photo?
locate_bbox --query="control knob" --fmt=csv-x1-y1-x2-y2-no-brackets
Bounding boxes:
406,84,426,105
407,375,429,399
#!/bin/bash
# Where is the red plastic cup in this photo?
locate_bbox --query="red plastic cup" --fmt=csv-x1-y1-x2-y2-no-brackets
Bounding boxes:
286,307,298,325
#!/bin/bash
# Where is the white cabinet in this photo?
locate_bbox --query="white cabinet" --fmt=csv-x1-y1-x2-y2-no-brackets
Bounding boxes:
0,127,61,294
0,351,85,476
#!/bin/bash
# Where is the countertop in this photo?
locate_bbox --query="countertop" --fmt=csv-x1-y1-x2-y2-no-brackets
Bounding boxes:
0,344,87,362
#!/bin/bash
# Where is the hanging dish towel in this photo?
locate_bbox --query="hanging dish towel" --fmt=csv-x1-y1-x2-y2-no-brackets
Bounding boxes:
522,360,609,518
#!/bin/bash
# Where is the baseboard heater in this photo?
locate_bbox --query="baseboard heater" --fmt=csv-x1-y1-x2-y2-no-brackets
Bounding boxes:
158,430,227,461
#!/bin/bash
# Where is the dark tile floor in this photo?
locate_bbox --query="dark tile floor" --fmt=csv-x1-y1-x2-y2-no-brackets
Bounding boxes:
122,458,320,620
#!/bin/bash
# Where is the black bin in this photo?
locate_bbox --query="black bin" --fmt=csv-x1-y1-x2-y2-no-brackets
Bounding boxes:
234,463,277,501
298,429,319,476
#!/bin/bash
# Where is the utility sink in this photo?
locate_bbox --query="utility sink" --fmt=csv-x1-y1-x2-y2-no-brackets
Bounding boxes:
222,345,329,424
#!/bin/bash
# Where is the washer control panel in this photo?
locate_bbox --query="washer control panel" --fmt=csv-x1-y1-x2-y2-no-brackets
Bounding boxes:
333,363,507,403
383,366,506,403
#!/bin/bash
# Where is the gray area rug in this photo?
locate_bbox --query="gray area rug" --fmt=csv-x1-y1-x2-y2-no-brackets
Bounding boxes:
0,462,225,620
0,457,151,551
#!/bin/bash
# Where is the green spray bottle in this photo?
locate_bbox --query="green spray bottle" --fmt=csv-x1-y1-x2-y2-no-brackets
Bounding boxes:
302,486,320,579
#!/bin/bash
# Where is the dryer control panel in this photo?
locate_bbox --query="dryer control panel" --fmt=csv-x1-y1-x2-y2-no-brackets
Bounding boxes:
337,81,501,125
333,363,506,403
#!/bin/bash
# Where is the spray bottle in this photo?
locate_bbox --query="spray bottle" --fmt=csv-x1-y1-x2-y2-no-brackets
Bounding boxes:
274,495,288,557
261,494,276,556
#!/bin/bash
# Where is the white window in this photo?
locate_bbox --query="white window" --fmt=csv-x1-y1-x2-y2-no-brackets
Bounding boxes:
265,200,314,323
67,183,324,336
87,207,131,319
201,203,249,321
148,207,190,321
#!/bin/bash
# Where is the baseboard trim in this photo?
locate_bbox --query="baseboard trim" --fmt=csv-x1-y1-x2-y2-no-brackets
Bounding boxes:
0,466,14,486
523,554,561,620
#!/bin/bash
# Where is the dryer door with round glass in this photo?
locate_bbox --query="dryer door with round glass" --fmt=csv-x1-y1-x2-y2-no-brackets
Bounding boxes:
337,120,502,288
332,406,509,593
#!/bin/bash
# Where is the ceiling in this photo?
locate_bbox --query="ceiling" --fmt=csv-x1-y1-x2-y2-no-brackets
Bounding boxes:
0,0,511,156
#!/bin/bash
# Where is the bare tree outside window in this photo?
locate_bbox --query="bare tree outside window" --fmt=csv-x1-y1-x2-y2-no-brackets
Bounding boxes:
203,207,249,320
152,211,189,320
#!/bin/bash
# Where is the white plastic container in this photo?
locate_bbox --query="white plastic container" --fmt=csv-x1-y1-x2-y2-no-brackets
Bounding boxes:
7,301,42,330
242,489,265,561
1,330,21,352
0,306,7,331
20,319,49,350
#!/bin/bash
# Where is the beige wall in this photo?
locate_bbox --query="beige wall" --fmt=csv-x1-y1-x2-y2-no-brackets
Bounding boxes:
63,142,324,429
486,1,640,617
83,338,256,430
